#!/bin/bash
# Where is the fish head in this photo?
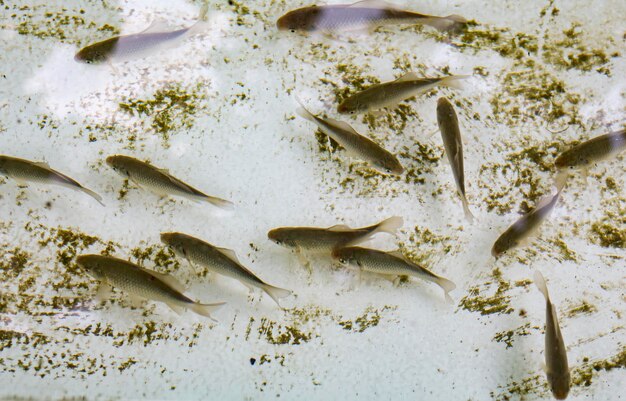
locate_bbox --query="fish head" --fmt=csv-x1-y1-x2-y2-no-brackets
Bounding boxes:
554,151,585,170
374,156,404,176
160,232,187,258
337,99,363,115
267,228,296,248
76,255,106,280
331,247,357,266
491,238,513,259
74,45,109,64
106,156,130,177
276,7,320,32
548,371,571,400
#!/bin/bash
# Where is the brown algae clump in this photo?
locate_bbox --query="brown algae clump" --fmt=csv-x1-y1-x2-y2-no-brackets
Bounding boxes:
459,268,514,316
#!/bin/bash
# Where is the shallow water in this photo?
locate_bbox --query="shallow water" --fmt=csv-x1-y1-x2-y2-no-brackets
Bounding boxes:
0,0,625,400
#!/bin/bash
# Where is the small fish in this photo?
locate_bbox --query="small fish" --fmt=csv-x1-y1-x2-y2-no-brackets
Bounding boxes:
534,271,570,399
437,97,473,221
160,232,292,306
491,176,567,258
0,155,103,205
76,254,225,319
296,100,404,175
555,129,626,172
75,5,209,64
277,0,466,33
332,246,456,303
106,155,232,208
337,73,468,114
268,216,403,254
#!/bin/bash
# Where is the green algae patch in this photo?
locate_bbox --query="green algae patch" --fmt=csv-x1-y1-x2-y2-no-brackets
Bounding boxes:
588,197,626,248
0,247,30,280
338,306,396,333
565,300,597,318
0,329,50,351
119,83,207,146
571,347,626,387
492,323,534,349
398,225,452,265
492,374,546,401
258,317,314,345
459,268,514,316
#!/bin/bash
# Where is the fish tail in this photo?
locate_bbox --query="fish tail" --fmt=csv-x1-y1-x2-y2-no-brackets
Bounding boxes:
461,196,475,222
189,301,226,321
553,171,569,194
439,75,470,90
203,195,234,210
262,284,292,307
80,187,105,206
533,270,550,301
437,277,456,304
422,15,467,31
373,216,403,236
295,97,316,123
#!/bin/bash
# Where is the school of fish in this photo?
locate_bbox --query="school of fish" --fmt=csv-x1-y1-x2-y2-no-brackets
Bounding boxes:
1,1,624,399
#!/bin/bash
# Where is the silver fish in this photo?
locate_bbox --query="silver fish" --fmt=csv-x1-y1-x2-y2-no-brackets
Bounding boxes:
76,254,225,319
75,5,209,64
0,155,103,205
491,176,567,258
296,100,404,175
555,128,626,172
161,232,291,306
534,271,570,399
332,247,456,303
437,97,473,221
268,216,403,254
277,0,466,33
106,155,232,208
337,73,468,114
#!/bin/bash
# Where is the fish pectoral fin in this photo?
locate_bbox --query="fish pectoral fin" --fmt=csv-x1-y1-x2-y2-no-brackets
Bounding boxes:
167,302,185,315
127,294,144,309
33,161,51,169
12,177,29,187
388,249,405,259
157,167,171,175
140,19,175,34
327,224,350,231
149,271,187,293
323,118,360,135
394,71,419,83
94,282,112,303
350,0,397,9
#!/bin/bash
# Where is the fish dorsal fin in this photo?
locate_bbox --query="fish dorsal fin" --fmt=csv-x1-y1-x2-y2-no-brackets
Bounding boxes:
157,167,171,175
328,224,350,231
149,270,186,293
388,249,405,258
394,72,419,83
140,20,174,34
350,0,396,9
324,117,360,134
34,161,50,169
216,247,241,263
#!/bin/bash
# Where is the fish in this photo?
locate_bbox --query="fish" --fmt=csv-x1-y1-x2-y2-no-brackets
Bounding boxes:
160,232,292,306
332,246,456,303
0,155,104,205
74,4,209,64
491,175,567,258
106,155,232,208
337,73,468,114
534,270,570,399
555,129,626,172
268,216,403,254
296,100,404,175
76,254,225,320
276,0,467,33
437,97,473,221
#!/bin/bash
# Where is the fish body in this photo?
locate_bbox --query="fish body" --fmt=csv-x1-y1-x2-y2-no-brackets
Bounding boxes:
555,129,626,170
106,155,232,208
0,155,103,205
75,6,209,63
491,177,566,258
332,246,456,302
76,254,225,319
437,97,473,221
160,233,291,306
534,271,570,399
296,101,403,175
268,216,403,253
337,73,468,114
277,0,466,33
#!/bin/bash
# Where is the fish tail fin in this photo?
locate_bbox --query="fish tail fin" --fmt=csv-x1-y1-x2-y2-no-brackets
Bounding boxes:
553,171,569,194
262,284,292,307
437,277,456,304
439,75,470,90
187,3,211,35
203,195,234,210
295,97,316,123
373,216,404,236
81,187,105,206
423,15,468,31
190,301,226,321
533,270,550,301
461,196,474,222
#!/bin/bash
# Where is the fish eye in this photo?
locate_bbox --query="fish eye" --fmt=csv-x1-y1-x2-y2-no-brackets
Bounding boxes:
339,258,346,264
290,29,295,33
